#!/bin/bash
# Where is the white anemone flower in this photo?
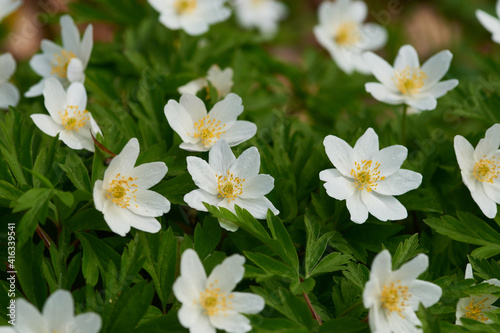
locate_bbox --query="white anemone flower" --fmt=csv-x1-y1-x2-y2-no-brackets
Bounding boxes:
93,138,170,237
30,78,101,152
164,93,257,152
173,249,265,333
25,15,93,98
476,1,500,44
234,0,287,37
454,124,500,219
363,250,442,333
320,128,422,224
0,0,22,22
0,53,20,109
456,264,500,325
313,0,387,75
178,64,234,99
148,0,231,36
0,290,101,333
363,44,459,111
184,139,279,231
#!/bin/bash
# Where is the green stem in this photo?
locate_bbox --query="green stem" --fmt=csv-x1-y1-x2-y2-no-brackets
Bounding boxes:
401,105,408,146
338,300,364,318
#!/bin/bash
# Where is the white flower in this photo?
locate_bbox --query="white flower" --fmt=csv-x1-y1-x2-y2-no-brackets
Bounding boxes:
363,250,442,333
30,78,101,152
164,93,256,152
476,1,500,44
363,44,459,111
234,0,287,37
454,124,500,219
93,138,170,237
26,15,93,98
0,53,20,109
184,139,279,231
0,289,101,333
178,64,234,99
456,264,500,325
148,0,231,36
313,0,387,75
320,128,422,224
0,0,21,22
173,249,265,333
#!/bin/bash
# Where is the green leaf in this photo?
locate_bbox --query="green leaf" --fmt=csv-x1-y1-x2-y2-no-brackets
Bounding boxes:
194,216,221,260
266,211,299,274
309,252,351,278
59,153,92,193
318,318,369,333
16,241,47,307
343,262,370,291
391,234,421,270
244,251,296,279
0,180,23,207
304,213,335,277
290,278,315,295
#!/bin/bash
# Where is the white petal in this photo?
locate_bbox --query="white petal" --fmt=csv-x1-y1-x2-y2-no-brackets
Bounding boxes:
368,306,391,333
240,174,275,198
353,128,379,161
421,50,453,86
179,93,209,124
361,191,408,221
427,79,459,99
0,53,16,80
323,134,354,177
184,189,220,211
187,156,218,194
73,313,101,333
60,15,80,53
229,292,265,314
101,200,132,236
182,20,210,36
405,94,437,111
207,254,245,293
16,299,47,333
323,176,355,200
104,138,140,185
179,249,207,294
391,253,429,282
370,249,392,285
179,141,208,152
80,24,93,66
358,23,388,51
471,184,498,218
31,114,62,137
190,312,216,333
476,10,500,36
365,83,405,105
0,327,16,333
209,139,236,175
233,197,279,219
178,78,207,95
209,311,252,333
208,93,244,124
67,58,84,83
346,191,369,223
454,135,475,171
218,218,239,232
29,54,52,77
229,147,260,179
373,145,408,178
0,82,20,109
319,168,343,183
465,263,473,279
59,130,93,152
363,51,397,89
93,180,106,212
43,290,74,332
126,213,162,234
127,162,168,189
375,170,422,196
43,78,66,123
483,181,500,205
408,280,442,309
388,309,422,333
474,124,500,160
128,189,170,216
164,99,198,144
346,0,367,23
177,304,203,329
222,121,257,147
66,82,87,111
41,40,63,55
394,45,420,70
25,79,46,98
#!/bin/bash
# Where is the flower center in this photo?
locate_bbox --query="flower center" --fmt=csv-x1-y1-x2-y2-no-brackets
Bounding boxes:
59,106,89,132
174,0,197,14
335,22,360,46
465,297,491,322
381,281,411,318
473,157,499,183
350,160,385,192
216,171,245,202
198,281,234,317
106,174,138,209
51,50,77,78
392,66,427,95
190,115,226,148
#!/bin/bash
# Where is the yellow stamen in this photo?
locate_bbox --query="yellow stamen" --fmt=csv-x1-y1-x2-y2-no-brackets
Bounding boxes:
59,106,89,132
51,50,76,78
350,160,385,192
216,171,245,202
381,280,411,318
106,174,139,209
473,156,500,183
198,281,234,317
190,114,226,148
174,0,197,14
392,66,427,95
335,22,360,46
465,297,491,322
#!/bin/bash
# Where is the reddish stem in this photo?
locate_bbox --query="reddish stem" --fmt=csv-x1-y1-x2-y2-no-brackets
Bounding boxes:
36,225,53,249
300,278,322,326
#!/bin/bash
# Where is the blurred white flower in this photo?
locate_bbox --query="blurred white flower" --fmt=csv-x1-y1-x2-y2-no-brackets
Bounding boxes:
0,290,101,333
0,0,21,22
178,64,234,99
184,139,279,231
363,250,442,333
314,0,387,75
164,93,256,151
30,78,101,152
364,44,459,111
234,0,287,37
456,263,500,325
148,0,231,36
173,249,265,333
476,1,500,44
26,15,93,98
0,53,20,109
454,124,500,219
93,138,170,237
320,128,422,224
